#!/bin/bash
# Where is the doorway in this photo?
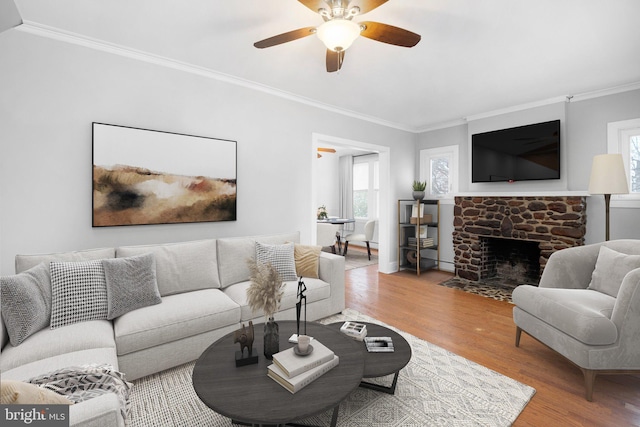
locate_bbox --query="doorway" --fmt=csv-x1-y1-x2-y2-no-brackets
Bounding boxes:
310,133,392,273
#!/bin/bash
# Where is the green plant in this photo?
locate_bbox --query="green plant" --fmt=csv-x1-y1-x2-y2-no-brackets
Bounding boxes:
412,180,427,191
317,205,328,220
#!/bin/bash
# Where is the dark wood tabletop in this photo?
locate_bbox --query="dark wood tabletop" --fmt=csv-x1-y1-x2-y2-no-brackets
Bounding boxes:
327,322,412,378
192,320,364,426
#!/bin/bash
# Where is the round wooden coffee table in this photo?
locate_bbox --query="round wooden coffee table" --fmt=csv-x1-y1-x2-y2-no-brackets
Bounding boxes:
192,321,364,427
327,321,412,394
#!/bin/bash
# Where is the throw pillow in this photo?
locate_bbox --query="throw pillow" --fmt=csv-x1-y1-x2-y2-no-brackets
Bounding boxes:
294,244,322,279
255,242,297,281
102,253,162,319
0,380,73,405
49,260,108,329
588,246,640,297
0,262,52,346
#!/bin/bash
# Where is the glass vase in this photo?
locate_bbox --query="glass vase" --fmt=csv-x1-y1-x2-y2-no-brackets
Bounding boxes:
263,317,279,359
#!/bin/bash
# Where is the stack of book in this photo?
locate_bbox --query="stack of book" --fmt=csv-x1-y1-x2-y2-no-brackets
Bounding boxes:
339,321,367,341
364,337,394,352
408,237,434,248
267,340,339,393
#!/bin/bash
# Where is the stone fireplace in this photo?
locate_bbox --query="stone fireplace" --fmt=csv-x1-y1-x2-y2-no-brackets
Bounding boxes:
453,196,587,286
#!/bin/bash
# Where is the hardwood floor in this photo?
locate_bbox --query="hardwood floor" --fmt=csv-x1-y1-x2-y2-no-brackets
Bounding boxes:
345,264,640,427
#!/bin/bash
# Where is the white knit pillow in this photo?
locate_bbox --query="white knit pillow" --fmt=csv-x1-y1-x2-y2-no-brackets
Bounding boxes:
255,242,297,281
49,260,108,329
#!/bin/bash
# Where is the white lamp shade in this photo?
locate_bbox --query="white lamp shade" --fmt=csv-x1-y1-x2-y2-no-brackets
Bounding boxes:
316,19,361,52
588,153,629,195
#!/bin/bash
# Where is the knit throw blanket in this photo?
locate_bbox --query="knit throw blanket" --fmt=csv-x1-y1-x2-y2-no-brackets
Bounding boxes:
29,364,132,419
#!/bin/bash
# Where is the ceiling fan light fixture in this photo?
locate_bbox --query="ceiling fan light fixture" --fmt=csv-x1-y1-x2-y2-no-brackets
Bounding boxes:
316,19,361,52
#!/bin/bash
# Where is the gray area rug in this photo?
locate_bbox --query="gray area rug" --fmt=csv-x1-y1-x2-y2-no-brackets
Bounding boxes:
344,250,378,270
127,309,534,426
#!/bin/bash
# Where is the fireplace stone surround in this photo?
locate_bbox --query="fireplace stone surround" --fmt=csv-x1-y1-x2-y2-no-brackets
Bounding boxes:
453,196,587,284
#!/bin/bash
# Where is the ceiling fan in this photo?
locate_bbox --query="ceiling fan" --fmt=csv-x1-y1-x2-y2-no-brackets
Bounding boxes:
317,147,336,158
254,0,421,72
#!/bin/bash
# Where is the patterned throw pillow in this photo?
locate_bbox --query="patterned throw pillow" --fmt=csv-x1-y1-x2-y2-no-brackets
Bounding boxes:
102,253,162,319
255,242,297,281
294,244,322,279
49,260,108,329
0,263,52,346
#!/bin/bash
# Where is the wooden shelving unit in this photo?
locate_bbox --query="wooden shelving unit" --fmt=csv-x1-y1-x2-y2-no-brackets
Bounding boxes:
398,199,440,275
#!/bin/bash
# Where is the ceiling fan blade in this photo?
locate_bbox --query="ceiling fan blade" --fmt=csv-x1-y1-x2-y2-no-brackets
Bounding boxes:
254,27,316,49
298,0,330,14
318,147,337,153
359,21,421,47
326,49,345,72
348,0,389,15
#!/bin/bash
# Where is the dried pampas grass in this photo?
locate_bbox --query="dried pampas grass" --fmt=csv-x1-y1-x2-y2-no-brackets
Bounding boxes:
246,258,284,319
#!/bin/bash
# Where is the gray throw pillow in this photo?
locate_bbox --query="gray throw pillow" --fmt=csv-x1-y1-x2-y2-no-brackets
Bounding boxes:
255,242,297,282
588,246,640,297
0,263,52,346
50,260,109,329
102,253,162,319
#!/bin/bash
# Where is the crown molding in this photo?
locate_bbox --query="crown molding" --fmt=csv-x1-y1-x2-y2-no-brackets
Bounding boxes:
13,21,640,136
16,21,416,133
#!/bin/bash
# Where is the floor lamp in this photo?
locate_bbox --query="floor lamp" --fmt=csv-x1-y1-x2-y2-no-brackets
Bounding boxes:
588,153,629,241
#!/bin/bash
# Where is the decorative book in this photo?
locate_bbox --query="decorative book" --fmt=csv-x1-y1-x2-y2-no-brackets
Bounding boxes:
339,321,367,341
267,355,339,394
364,337,394,352
272,340,335,378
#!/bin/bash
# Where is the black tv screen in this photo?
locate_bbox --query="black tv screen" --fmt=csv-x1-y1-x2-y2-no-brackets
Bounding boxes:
472,120,561,183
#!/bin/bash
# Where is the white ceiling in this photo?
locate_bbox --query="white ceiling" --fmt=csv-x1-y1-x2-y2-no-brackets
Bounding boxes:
9,0,640,132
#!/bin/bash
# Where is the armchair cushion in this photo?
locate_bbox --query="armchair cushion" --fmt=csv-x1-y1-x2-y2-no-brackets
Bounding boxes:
587,246,640,297
512,285,617,345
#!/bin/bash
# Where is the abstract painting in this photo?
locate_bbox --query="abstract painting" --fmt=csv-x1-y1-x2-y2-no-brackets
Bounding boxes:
92,123,236,227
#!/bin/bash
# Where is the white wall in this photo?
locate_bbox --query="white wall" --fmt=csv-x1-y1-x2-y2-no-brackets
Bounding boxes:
0,29,416,274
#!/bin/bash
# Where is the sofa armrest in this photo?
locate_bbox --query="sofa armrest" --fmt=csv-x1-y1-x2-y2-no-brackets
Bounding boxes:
318,252,345,315
538,243,602,289
69,393,125,427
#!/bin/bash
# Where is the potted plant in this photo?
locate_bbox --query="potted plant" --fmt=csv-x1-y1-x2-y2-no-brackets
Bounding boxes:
412,180,427,200
317,205,328,220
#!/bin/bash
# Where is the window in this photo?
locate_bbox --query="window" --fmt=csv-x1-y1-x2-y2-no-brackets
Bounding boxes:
608,118,640,206
353,154,379,219
420,145,459,197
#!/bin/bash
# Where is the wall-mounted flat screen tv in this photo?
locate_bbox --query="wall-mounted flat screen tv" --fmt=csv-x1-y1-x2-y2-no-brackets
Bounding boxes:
472,119,561,183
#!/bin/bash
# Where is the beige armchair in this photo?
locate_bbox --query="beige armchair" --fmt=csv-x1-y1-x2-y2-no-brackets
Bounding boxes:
512,240,640,401
316,223,341,254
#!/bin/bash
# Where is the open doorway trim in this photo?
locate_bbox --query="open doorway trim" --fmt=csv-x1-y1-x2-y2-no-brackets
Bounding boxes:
311,133,392,273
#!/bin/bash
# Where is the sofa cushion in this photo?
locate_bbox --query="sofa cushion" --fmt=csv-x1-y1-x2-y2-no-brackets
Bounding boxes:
256,242,297,281
49,260,109,329
294,244,322,279
102,254,162,319
588,246,640,297
117,239,219,296
0,320,116,373
217,233,301,288
512,285,617,345
0,263,52,346
1,380,74,405
113,289,240,355
15,248,115,274
224,277,331,321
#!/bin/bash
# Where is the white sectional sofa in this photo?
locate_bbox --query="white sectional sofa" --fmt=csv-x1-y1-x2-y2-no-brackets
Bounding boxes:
0,232,345,427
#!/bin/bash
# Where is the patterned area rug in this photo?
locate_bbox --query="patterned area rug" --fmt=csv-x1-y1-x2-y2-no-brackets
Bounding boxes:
438,277,517,303
127,309,535,426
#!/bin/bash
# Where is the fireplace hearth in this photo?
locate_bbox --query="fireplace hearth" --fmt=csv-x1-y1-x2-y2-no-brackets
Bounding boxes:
453,196,587,285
